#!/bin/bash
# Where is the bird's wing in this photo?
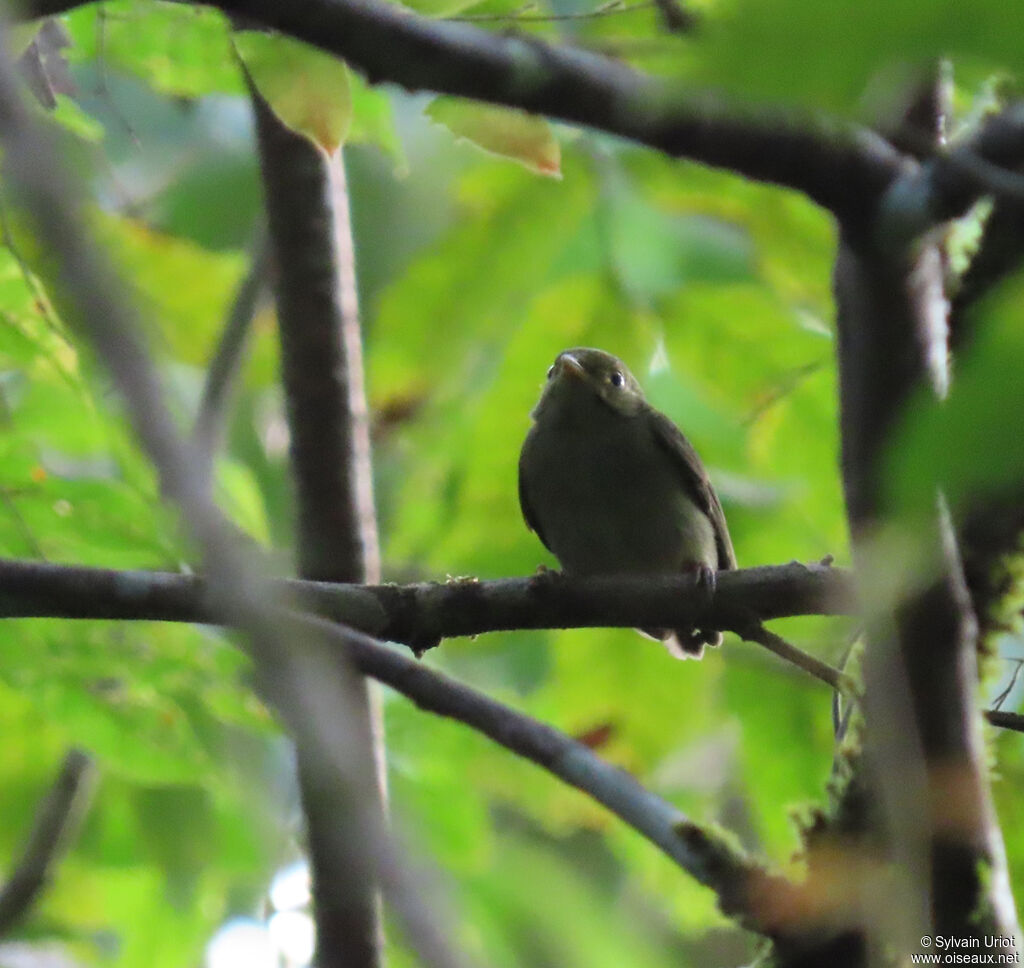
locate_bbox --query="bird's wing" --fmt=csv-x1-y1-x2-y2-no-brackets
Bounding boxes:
647,408,737,570
518,430,552,552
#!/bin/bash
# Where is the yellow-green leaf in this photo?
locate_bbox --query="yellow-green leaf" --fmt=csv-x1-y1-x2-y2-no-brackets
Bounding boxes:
426,98,562,178
233,31,351,154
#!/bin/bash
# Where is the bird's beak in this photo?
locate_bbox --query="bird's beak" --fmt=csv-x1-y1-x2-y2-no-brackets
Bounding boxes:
557,353,587,382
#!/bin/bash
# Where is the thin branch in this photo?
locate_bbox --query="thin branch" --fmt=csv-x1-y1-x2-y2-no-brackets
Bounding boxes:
0,486,46,559
0,749,95,935
743,359,829,427
733,620,844,691
192,227,269,481
0,193,70,348
991,659,1024,712
446,1,657,24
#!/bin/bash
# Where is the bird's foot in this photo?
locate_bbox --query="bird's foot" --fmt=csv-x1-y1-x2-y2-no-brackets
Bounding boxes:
685,562,717,601
679,562,721,653
528,564,564,590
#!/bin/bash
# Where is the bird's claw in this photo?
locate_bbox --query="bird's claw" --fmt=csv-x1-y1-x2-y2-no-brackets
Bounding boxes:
528,564,564,590
690,562,716,601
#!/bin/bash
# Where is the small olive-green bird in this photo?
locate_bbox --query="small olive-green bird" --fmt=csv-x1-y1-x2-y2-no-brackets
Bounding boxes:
518,347,736,658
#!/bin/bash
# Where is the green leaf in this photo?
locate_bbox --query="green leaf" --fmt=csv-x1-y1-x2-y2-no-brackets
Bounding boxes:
426,98,562,178
887,272,1024,516
64,1,241,98
234,31,352,154
349,70,406,170
689,0,1024,116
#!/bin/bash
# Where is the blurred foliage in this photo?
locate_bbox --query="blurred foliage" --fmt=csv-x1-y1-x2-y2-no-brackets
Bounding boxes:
0,2,1021,967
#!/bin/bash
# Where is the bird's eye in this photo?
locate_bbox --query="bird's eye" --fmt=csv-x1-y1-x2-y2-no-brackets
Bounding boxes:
609,370,624,388
546,365,555,380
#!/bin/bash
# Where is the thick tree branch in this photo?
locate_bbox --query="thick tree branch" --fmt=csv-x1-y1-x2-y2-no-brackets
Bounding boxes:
219,0,907,224
22,4,1024,244
250,77,386,968
19,0,904,225
0,749,94,935
0,555,852,640
833,75,1020,959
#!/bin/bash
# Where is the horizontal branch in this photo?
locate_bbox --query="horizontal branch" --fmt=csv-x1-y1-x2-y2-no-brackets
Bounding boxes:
7,557,1020,736
0,556,853,646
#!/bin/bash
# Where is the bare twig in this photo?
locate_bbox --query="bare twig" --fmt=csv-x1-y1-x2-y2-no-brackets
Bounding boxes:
0,749,95,935
0,487,46,559
447,1,656,24
991,659,1024,712
732,620,844,691
743,360,828,427
192,227,270,479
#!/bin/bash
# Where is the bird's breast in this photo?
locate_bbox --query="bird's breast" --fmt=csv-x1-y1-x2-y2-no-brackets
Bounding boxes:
522,413,716,575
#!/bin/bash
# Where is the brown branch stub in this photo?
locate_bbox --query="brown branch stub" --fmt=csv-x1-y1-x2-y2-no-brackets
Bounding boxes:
985,709,1024,733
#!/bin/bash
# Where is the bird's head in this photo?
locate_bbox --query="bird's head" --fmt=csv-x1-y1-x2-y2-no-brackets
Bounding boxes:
532,347,646,420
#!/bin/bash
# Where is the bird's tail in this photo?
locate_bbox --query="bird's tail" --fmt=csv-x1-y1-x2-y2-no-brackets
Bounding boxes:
643,627,723,660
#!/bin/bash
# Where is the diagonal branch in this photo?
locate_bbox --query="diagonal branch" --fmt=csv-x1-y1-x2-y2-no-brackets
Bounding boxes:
193,227,270,481
18,0,904,225
0,749,95,936
303,608,804,938
214,0,903,224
